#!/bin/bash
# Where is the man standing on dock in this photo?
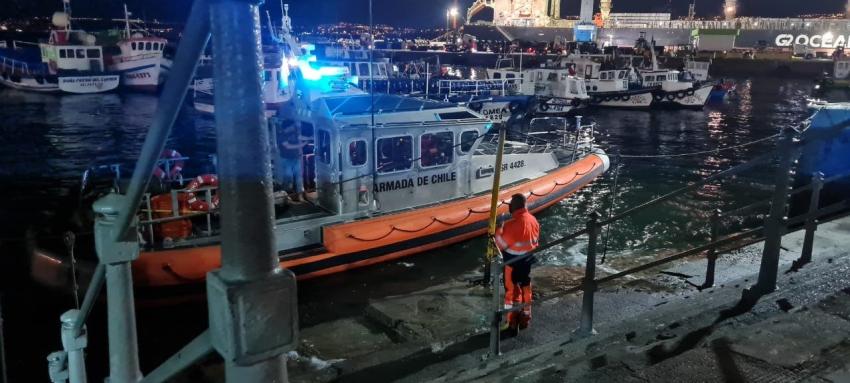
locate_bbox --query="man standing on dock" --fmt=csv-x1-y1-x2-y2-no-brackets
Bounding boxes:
495,194,540,334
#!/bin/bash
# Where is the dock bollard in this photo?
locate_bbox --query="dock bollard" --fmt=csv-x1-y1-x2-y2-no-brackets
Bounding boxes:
576,211,601,338
794,172,824,269
701,209,722,290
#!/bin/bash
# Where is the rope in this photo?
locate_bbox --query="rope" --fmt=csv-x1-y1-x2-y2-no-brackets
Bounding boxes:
618,134,780,159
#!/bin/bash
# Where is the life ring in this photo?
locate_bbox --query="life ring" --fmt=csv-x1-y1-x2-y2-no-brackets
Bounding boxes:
654,94,664,102
539,102,550,112
184,174,220,211
676,91,686,98
666,94,676,101
152,149,185,180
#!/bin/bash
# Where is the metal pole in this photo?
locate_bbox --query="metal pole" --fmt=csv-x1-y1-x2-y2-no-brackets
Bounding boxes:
576,211,600,338
60,310,87,383
115,0,211,239
208,0,291,381
753,128,799,295
104,261,141,382
701,209,722,290
0,295,6,383
794,172,824,269
488,253,502,358
484,125,508,283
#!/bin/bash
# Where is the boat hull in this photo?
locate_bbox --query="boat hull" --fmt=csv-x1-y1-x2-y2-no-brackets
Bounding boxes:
0,74,59,92
588,89,654,109
651,85,713,109
131,152,608,287
110,56,171,92
58,74,120,94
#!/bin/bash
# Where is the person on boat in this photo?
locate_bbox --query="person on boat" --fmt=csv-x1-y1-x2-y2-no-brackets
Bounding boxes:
278,121,307,202
495,193,540,334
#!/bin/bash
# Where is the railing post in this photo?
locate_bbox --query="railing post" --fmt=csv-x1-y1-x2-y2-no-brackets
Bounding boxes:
59,310,87,383
752,128,800,296
700,209,722,290
576,211,600,338
792,172,824,270
488,248,502,358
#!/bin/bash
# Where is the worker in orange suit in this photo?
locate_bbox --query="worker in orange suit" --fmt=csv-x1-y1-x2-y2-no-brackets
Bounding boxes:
495,193,540,333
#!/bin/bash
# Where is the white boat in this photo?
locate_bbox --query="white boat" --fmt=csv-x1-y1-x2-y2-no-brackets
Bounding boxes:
487,62,590,115
685,58,711,82
192,51,292,117
104,4,172,92
638,44,712,108
560,54,654,109
0,7,119,94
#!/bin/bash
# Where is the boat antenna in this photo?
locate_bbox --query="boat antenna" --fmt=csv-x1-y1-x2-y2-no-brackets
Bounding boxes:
63,0,72,31
650,35,659,71
369,0,377,207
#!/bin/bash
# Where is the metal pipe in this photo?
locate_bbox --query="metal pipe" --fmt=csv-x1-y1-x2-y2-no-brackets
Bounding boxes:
488,254,502,358
798,172,824,267
754,129,799,295
115,0,211,239
210,0,278,282
484,125,508,283
576,211,600,338
701,209,722,289
105,262,141,382
139,331,214,383
0,295,6,383
208,0,289,381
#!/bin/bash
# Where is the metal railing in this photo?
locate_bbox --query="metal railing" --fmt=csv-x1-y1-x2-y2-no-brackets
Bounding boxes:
437,78,521,97
487,124,850,356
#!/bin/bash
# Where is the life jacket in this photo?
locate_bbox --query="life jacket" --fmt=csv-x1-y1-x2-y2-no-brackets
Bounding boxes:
495,208,540,256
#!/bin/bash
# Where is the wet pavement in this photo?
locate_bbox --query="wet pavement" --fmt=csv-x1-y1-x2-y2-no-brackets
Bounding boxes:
232,212,850,383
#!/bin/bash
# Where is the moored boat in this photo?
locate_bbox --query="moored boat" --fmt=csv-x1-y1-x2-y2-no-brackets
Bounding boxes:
101,5,172,92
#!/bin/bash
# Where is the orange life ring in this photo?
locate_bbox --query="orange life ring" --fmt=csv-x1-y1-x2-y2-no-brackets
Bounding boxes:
184,174,220,211
152,149,185,180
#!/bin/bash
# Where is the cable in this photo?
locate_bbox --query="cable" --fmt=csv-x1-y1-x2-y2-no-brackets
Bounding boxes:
618,133,780,159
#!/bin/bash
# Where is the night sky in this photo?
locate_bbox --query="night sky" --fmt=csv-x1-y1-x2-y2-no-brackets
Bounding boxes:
2,0,847,27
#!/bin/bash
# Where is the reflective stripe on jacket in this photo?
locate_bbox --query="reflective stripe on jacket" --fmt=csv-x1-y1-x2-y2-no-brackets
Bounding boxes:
495,208,540,256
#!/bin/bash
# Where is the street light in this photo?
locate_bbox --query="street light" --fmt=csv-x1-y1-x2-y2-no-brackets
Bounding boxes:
450,7,459,29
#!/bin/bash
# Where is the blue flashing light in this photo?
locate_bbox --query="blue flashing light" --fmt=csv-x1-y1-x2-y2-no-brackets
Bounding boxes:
299,61,346,81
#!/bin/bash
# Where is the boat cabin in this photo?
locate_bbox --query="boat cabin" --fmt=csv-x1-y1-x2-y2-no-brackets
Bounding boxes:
685,60,711,82
834,56,850,80
39,30,106,74
640,69,697,92
319,59,393,81
116,36,166,59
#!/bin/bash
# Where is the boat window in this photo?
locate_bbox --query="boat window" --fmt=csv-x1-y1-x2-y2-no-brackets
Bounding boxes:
438,111,477,120
263,71,271,82
547,73,558,81
420,132,453,168
585,65,593,78
376,136,412,174
493,72,502,79
76,49,85,58
656,75,666,82
536,72,543,81
600,72,607,80
374,63,386,77
506,73,515,79
644,76,652,82
618,71,626,79
154,42,160,50
349,140,367,167
59,49,67,58
131,42,137,50
86,49,100,58
317,130,332,165
458,130,477,154
145,42,152,50
359,63,369,76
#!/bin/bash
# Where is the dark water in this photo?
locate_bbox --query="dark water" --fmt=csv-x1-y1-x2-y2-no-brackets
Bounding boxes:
0,77,815,381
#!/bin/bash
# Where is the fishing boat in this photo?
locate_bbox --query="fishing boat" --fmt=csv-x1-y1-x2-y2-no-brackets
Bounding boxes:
561,54,654,109
486,61,590,115
815,46,850,92
101,4,172,92
0,8,119,94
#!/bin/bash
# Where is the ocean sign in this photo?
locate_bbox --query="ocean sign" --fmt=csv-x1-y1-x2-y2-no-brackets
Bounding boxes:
775,33,848,49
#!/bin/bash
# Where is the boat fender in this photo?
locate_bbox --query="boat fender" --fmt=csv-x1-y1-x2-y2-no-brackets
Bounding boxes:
666,94,676,101
676,91,686,99
603,96,611,102
185,174,220,211
686,89,695,96
153,149,185,180
622,94,631,101
654,94,663,102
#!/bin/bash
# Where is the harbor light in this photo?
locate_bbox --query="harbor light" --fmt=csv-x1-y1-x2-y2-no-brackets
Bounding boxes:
449,7,458,17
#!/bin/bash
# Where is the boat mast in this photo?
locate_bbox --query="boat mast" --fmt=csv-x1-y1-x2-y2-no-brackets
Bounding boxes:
650,36,659,71
62,0,72,30
123,4,131,39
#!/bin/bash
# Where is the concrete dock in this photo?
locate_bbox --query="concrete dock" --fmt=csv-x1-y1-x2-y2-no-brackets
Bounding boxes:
175,214,850,382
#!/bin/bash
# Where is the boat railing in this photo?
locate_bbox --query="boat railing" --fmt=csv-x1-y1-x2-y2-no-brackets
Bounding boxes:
138,185,220,247
485,122,850,357
437,78,521,97
0,56,42,76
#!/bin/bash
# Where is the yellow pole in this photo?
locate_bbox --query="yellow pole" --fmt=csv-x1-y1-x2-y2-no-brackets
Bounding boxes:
485,125,507,282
